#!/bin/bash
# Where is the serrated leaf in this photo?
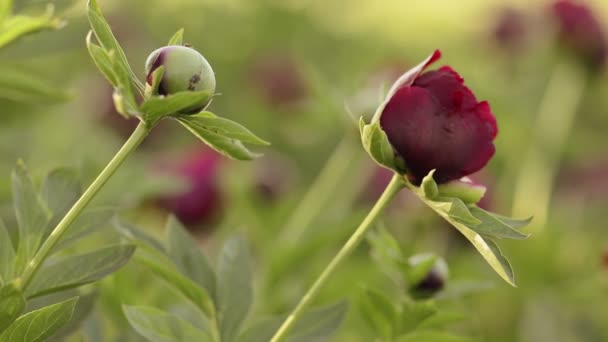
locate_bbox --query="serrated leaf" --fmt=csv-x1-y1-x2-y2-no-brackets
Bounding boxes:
177,116,262,160
124,305,212,342
0,283,25,332
419,193,516,285
55,207,115,251
181,112,270,146
360,119,396,170
0,219,15,283
140,90,211,122
0,297,77,342
358,288,398,339
167,28,184,45
136,248,214,317
238,302,348,342
25,244,135,299
420,170,438,199
85,31,118,87
40,168,81,230
87,0,143,93
11,161,51,273
166,216,216,299
0,7,64,49
217,237,253,342
468,207,530,240
0,66,69,103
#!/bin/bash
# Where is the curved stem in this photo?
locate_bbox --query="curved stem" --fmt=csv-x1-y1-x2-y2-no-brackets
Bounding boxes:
511,61,586,230
18,121,151,291
270,173,404,342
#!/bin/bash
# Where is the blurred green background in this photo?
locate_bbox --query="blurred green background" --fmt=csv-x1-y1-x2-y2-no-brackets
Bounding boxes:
1,0,608,341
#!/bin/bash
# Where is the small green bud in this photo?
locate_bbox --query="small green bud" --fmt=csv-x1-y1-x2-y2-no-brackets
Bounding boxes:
145,45,216,113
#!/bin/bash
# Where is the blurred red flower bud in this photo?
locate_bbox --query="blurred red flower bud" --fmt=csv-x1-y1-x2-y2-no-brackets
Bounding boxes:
493,7,528,52
248,52,308,109
551,0,608,70
407,253,449,300
158,148,223,229
379,50,498,184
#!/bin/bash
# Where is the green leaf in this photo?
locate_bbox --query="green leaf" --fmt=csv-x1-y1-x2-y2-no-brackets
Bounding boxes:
166,216,216,299
167,28,184,45
238,302,348,342
40,168,81,229
55,207,115,250
417,311,467,329
490,214,533,229
358,288,398,339
0,219,15,283
0,7,64,49
43,291,97,341
136,248,215,317
85,31,118,88
140,90,212,122
114,220,166,254
0,297,78,341
86,0,144,93
419,193,515,285
399,331,474,342
420,170,439,199
444,198,481,226
0,283,25,332
11,161,51,273
124,305,212,342
360,118,396,170
180,112,270,146
398,300,437,334
468,207,530,240
110,55,140,117
0,66,69,103
25,244,135,299
216,237,253,342
177,115,265,160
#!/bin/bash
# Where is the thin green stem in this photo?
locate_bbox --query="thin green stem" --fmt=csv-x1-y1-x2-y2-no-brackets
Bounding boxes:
270,173,404,342
511,61,586,230
18,121,151,291
279,137,359,244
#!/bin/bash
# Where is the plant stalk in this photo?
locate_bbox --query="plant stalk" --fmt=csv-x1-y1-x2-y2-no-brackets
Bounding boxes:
18,121,151,291
270,173,404,342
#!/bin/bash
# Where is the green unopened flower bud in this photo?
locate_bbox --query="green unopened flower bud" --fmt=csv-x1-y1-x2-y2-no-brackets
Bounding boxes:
145,45,216,113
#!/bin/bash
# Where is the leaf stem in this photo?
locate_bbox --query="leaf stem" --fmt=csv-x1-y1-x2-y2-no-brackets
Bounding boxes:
511,61,586,230
270,173,404,342
18,121,151,291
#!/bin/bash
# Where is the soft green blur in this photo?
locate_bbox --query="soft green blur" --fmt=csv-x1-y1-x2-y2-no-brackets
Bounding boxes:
1,0,608,341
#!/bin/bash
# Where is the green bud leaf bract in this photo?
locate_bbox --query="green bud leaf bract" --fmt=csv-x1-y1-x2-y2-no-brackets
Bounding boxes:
359,118,397,171
411,170,531,286
0,297,78,342
177,112,270,161
140,90,212,123
167,28,184,46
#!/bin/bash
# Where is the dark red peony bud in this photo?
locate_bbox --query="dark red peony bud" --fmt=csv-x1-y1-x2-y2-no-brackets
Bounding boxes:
407,253,449,300
158,148,222,229
551,0,608,70
248,52,308,109
379,50,497,184
145,45,216,113
492,7,528,52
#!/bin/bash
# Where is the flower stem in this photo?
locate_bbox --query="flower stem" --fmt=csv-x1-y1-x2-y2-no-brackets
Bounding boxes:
270,173,404,342
18,121,151,291
511,61,586,230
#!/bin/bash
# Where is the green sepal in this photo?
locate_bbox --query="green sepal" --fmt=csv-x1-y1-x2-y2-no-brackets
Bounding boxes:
140,89,211,123
420,170,439,199
359,117,397,171
167,28,184,45
437,179,486,204
143,65,164,99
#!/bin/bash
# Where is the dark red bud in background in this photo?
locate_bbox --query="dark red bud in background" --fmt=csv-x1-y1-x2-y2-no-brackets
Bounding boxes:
380,51,497,184
492,7,528,53
551,0,608,70
407,253,449,300
248,52,308,109
157,148,223,230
